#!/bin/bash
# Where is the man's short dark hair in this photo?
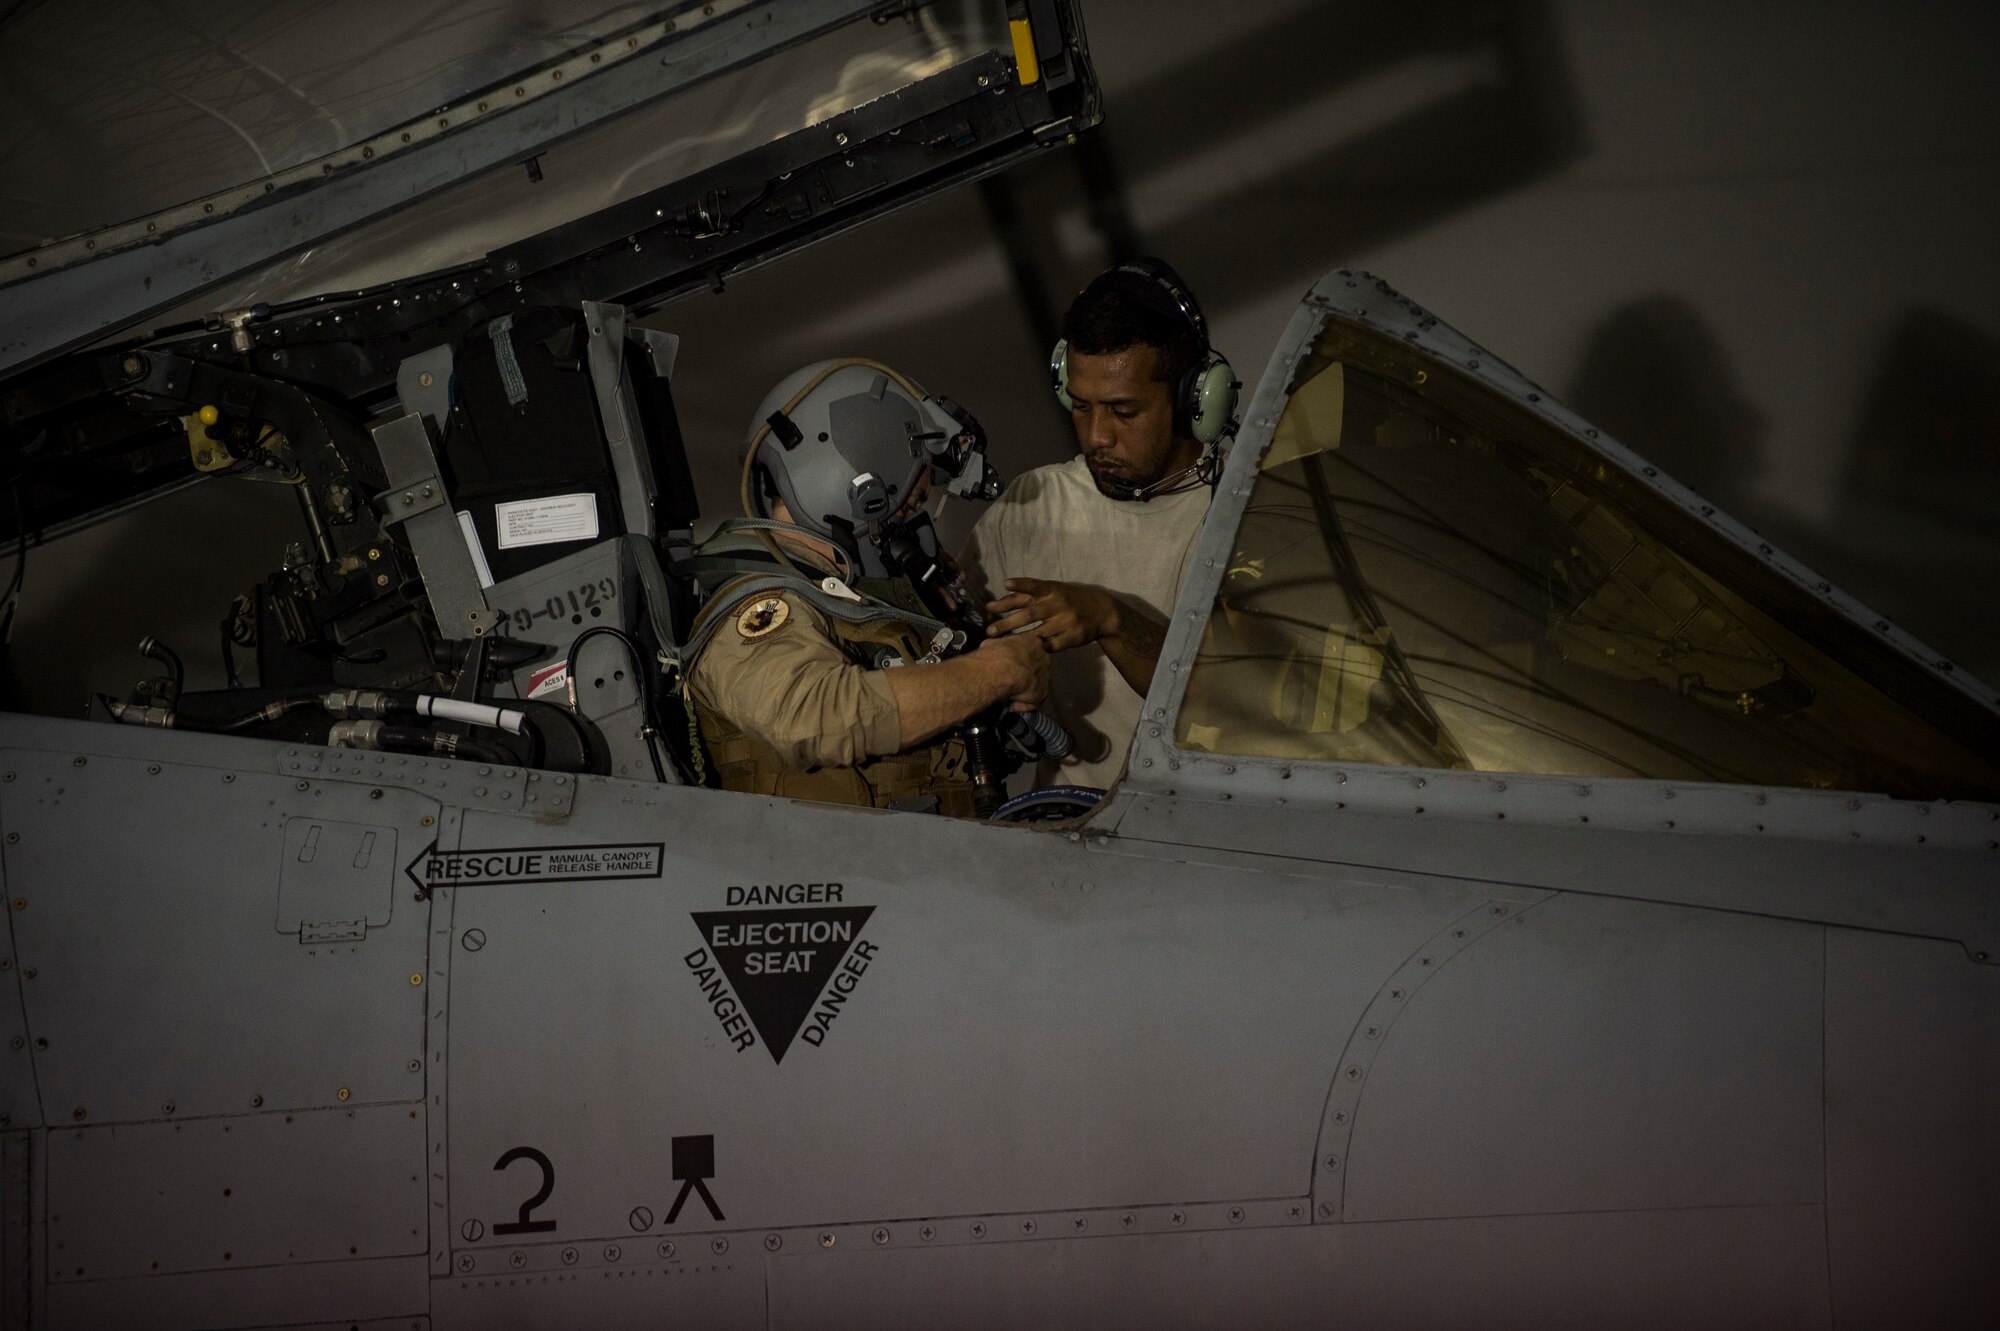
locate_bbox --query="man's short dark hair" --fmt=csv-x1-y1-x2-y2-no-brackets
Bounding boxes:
1061,275,1203,389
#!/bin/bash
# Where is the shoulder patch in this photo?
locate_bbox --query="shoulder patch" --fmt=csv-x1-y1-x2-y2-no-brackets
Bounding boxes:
735,595,792,640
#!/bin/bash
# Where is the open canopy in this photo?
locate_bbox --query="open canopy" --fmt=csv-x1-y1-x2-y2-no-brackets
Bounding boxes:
0,0,1093,379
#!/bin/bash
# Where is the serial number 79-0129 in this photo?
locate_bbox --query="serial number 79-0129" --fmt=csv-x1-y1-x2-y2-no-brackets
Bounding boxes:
494,577,618,635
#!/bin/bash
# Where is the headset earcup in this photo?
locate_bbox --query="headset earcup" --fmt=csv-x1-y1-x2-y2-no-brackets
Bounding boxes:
1187,355,1240,445
1050,338,1073,410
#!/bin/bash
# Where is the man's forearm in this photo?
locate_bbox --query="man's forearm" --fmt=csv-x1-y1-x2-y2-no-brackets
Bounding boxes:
883,653,1012,751
1100,602,1167,698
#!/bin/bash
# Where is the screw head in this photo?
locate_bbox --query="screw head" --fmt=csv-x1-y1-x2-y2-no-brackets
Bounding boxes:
628,1206,652,1231
602,1243,620,1262
819,1231,836,1248
456,1254,475,1273
560,1246,577,1265
1229,1207,1245,1224
1020,1218,1036,1235
1170,1211,1185,1226
462,929,487,951
970,1222,986,1238
461,1219,484,1242
919,1225,935,1241
508,1250,526,1269
710,1237,728,1256
764,1233,782,1252
873,1227,890,1245
657,1240,675,1259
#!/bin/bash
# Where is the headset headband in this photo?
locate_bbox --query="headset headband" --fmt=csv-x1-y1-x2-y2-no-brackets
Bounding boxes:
1090,258,1210,350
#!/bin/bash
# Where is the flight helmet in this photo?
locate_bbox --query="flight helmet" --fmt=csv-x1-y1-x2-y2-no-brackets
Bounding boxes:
742,358,997,576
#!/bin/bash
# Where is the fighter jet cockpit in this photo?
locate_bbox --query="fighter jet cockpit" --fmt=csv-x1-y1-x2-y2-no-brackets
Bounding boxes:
0,0,1098,805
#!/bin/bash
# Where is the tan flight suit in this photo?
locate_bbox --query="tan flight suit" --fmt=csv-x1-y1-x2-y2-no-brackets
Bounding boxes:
684,555,974,813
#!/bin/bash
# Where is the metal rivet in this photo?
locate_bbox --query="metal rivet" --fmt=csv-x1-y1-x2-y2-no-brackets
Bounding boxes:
407,1059,421,1073
337,1088,350,1101
410,973,424,986
251,1095,263,1108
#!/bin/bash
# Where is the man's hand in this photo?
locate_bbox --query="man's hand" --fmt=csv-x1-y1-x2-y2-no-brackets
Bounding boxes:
883,632,1050,750
985,577,1119,651
975,630,1051,711
987,575,1169,701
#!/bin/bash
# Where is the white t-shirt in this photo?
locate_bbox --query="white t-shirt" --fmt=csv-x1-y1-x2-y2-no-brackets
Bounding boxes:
959,456,1211,789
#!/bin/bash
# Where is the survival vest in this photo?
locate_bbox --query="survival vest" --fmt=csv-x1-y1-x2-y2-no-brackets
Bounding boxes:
668,525,975,815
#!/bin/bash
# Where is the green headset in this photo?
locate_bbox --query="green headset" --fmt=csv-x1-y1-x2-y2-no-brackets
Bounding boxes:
1049,257,1240,446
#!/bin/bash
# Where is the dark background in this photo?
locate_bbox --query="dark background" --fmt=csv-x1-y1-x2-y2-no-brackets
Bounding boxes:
10,0,1999,712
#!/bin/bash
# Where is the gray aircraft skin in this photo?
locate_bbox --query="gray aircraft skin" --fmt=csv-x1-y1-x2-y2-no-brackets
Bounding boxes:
2,5,1998,1331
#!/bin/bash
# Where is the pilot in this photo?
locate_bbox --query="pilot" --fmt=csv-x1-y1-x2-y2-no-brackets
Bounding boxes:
958,258,1239,789
679,360,1049,812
